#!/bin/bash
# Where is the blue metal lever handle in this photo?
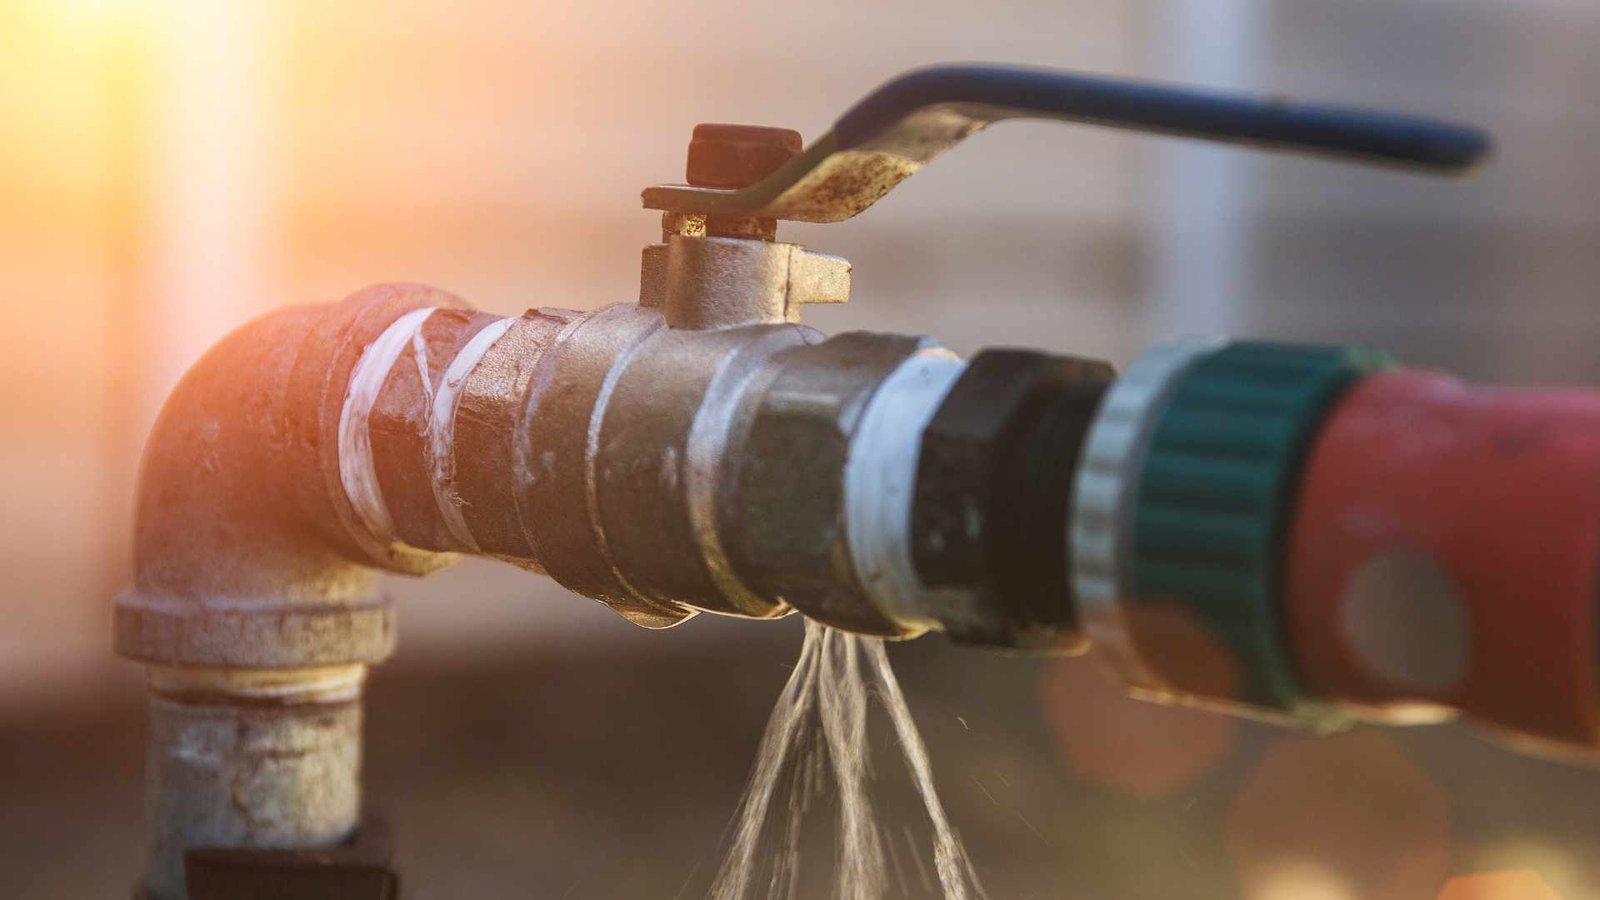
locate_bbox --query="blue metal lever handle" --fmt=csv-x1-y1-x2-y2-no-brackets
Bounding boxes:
642,63,1491,223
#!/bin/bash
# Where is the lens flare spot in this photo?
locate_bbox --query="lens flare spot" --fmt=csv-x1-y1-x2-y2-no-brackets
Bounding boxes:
1225,732,1448,900
1038,647,1235,798
1464,839,1591,899
1438,871,1563,900
1251,860,1358,900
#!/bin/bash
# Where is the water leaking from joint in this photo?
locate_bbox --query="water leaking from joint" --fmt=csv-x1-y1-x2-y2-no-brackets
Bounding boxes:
710,620,985,900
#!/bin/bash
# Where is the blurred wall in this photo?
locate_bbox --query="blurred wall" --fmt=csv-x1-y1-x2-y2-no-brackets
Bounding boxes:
1247,0,1600,383
0,3,143,710
0,0,1597,710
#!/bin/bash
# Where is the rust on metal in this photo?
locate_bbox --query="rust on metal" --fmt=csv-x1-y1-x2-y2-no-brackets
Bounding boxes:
686,124,801,238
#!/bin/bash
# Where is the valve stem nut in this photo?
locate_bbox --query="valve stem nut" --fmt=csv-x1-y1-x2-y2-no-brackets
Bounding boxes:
686,123,803,188
683,124,803,241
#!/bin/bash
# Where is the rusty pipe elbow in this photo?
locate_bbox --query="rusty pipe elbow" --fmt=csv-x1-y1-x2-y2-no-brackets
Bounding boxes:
118,284,466,669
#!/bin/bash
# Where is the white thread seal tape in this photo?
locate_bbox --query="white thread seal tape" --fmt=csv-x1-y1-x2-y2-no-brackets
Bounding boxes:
337,306,438,548
843,349,966,634
427,316,517,551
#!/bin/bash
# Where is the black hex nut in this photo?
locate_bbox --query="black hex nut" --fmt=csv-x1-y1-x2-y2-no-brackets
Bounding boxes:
686,124,803,188
911,349,1114,651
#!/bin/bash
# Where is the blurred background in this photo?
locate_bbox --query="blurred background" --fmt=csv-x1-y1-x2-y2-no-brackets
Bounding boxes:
2,0,1598,897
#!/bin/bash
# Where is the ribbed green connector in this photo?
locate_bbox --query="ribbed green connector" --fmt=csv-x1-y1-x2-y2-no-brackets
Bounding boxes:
1128,341,1392,727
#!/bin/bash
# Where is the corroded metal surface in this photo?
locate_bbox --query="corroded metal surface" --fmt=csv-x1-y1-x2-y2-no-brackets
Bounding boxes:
144,683,362,899
450,309,576,566
115,596,395,669
118,286,461,671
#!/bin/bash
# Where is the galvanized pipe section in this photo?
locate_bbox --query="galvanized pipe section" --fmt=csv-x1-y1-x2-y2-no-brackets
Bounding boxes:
118,276,967,897
142,668,364,898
